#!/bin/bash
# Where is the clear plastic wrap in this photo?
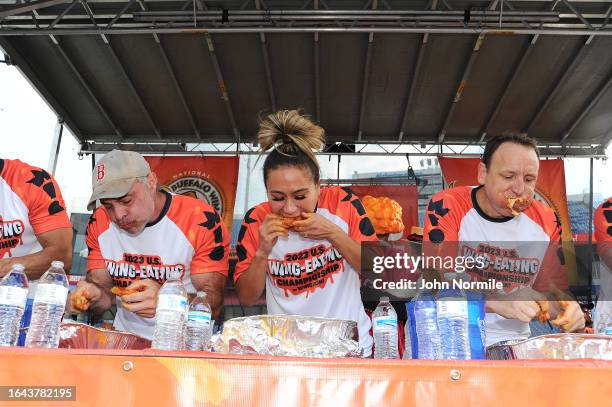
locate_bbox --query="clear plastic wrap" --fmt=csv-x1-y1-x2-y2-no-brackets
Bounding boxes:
486,333,612,360
213,315,361,358
57,322,151,349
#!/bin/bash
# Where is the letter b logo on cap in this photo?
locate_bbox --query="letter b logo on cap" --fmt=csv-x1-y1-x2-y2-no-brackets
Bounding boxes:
97,164,105,181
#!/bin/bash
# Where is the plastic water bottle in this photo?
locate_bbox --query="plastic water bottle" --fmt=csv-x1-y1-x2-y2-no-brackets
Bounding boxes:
404,301,417,359
594,311,612,335
372,296,399,359
403,309,412,359
467,292,486,359
25,261,69,348
0,264,29,346
185,292,213,351
151,272,189,350
437,288,470,360
413,291,442,359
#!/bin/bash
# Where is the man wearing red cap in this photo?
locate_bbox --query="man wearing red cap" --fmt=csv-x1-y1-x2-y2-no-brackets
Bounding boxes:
67,150,229,339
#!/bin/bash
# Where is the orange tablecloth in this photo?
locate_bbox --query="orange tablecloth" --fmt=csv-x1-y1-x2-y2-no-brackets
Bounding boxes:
0,347,610,406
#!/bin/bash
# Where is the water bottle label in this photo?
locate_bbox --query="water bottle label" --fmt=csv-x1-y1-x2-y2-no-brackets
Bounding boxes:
33,284,68,306
438,301,468,317
157,294,188,313
188,311,211,321
188,311,211,326
373,316,398,332
0,286,28,308
605,327,612,336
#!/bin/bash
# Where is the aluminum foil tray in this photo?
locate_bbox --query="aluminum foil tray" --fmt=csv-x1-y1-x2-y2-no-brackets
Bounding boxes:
213,315,361,358
58,322,151,350
486,334,612,360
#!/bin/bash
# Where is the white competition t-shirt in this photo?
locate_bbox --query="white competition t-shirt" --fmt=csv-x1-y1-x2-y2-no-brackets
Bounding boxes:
87,193,229,339
234,186,378,355
424,186,567,346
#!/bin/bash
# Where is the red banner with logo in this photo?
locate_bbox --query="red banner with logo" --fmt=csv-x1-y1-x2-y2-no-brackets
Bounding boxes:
350,185,419,238
438,157,577,283
144,156,239,232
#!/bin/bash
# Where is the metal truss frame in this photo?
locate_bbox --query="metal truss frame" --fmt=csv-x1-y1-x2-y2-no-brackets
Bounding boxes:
78,140,607,158
2,0,612,36
3,0,611,157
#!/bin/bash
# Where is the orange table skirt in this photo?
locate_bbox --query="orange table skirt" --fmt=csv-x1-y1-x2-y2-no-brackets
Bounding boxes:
0,347,610,406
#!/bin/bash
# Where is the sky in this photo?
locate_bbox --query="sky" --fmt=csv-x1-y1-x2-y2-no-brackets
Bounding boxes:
1,62,610,218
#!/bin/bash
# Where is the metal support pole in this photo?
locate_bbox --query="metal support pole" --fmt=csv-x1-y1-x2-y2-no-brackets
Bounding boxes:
243,154,251,214
49,119,64,175
587,156,594,305
77,140,606,158
5,25,612,36
313,0,320,121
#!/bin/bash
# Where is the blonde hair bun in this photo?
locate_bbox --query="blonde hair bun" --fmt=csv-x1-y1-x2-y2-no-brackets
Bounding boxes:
258,110,325,164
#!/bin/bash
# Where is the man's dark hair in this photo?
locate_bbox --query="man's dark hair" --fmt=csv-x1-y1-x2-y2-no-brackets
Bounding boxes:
482,133,540,168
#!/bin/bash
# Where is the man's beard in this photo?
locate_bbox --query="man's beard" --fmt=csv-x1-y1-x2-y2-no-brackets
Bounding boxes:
119,221,146,236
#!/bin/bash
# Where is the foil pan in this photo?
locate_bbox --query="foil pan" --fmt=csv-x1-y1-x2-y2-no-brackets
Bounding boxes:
486,334,612,360
58,322,151,350
213,315,361,358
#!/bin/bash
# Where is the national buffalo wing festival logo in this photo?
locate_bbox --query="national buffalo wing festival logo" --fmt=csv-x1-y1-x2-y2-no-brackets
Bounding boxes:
0,216,24,258
105,253,185,287
269,244,345,296
163,171,224,214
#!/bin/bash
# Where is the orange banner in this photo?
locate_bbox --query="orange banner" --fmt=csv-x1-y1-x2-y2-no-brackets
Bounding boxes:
145,156,239,232
438,157,577,283
0,348,610,406
350,185,419,238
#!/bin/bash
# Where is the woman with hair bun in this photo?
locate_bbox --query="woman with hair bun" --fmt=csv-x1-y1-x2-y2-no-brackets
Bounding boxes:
234,110,377,356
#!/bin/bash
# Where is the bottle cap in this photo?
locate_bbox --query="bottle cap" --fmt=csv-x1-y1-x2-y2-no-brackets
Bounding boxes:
51,260,65,269
169,269,183,280
380,296,390,302
11,263,26,272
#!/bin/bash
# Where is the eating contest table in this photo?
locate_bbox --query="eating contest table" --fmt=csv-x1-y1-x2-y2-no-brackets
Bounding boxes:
0,347,610,406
